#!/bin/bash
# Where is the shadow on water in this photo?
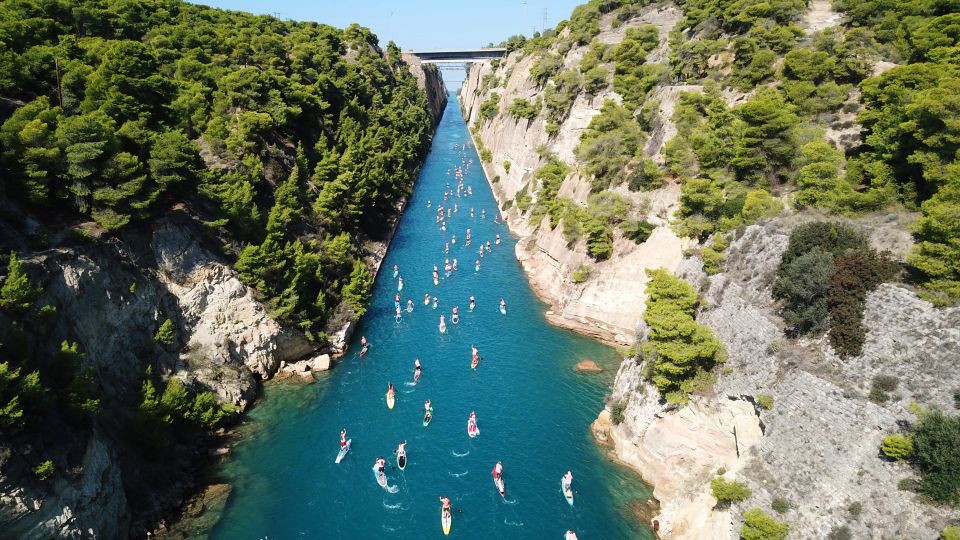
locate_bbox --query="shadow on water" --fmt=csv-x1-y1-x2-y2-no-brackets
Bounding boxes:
204,93,656,539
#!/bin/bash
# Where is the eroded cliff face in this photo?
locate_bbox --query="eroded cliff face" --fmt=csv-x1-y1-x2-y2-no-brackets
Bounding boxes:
459,6,691,345
598,216,960,539
0,59,446,540
461,3,956,538
405,56,449,128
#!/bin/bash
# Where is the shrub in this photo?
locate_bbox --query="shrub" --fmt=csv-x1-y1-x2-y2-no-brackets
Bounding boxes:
622,220,655,244
942,526,960,540
503,160,511,173
0,252,41,313
577,100,645,191
741,508,789,540
154,318,176,347
710,476,752,505
611,400,627,424
756,394,774,410
773,247,835,334
627,158,664,191
880,434,914,461
479,93,500,121
827,525,852,540
771,497,790,514
545,122,560,136
33,460,54,481
530,54,563,86
583,66,610,94
572,265,591,283
848,501,862,517
898,477,918,491
507,98,540,121
828,248,899,357
480,148,492,162
912,410,960,505
869,375,899,403
643,269,725,397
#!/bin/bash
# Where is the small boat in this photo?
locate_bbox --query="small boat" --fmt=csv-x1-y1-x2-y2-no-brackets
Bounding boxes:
467,419,479,438
374,465,387,488
397,449,407,471
561,477,574,507
441,506,452,535
493,470,505,497
335,439,351,463
423,407,433,427
387,391,395,410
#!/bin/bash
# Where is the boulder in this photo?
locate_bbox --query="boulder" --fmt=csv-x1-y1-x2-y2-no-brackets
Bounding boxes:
575,359,603,373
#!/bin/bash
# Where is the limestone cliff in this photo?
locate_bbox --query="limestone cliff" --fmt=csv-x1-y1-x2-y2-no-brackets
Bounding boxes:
459,6,690,345
0,59,445,539
601,216,960,539
405,56,449,128
461,2,957,538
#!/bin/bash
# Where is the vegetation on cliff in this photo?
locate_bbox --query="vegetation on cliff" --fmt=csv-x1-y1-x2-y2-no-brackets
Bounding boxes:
0,0,434,532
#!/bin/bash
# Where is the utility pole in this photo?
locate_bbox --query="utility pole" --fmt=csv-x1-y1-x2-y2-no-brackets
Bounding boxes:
542,7,548,33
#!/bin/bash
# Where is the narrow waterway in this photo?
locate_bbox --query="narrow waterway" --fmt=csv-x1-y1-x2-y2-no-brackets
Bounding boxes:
209,94,655,539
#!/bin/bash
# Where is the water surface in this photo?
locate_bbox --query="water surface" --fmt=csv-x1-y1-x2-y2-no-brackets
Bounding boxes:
210,94,654,539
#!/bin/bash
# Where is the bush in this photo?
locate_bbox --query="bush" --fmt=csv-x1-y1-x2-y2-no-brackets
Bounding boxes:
898,477,918,491
827,525,852,540
530,54,564,86
572,265,591,283
503,160,511,173
643,269,726,397
756,394,774,410
741,508,789,540
480,148,493,163
848,501,862,517
771,497,790,514
154,318,176,347
33,460,54,481
611,400,627,425
622,220,655,244
880,434,914,461
507,98,540,121
479,93,501,121
870,375,899,403
942,525,960,540
828,248,899,357
912,410,960,505
710,476,752,505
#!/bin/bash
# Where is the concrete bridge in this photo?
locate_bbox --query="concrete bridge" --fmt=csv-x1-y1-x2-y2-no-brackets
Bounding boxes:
406,48,506,64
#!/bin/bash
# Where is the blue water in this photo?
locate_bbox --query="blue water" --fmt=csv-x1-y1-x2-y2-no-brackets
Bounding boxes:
209,94,654,539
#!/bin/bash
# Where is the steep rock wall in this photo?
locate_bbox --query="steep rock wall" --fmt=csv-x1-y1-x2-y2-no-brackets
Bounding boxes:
459,6,689,345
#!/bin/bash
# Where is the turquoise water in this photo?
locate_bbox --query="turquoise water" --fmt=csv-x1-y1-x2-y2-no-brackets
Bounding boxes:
209,94,654,539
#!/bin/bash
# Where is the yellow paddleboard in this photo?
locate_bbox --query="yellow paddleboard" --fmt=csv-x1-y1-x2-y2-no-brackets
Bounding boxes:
441,507,452,535
386,391,395,409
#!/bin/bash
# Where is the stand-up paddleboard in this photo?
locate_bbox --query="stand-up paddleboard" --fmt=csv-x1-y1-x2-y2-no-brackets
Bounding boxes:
493,471,505,497
561,477,574,506
500,305,506,315
414,370,421,385
359,345,368,358
471,356,479,369
335,439,351,463
397,450,406,471
441,507,452,535
374,465,387,488
434,277,439,286
424,296,430,306
467,419,479,438
386,391,395,409
423,407,433,427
